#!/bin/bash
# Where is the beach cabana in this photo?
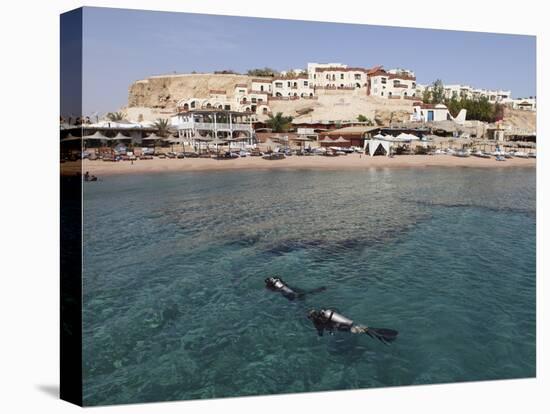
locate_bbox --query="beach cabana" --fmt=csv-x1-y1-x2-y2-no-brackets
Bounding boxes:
290,135,314,151
367,140,392,157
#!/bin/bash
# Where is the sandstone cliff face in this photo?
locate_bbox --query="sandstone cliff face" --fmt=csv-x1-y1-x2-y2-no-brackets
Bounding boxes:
125,74,536,133
127,74,252,109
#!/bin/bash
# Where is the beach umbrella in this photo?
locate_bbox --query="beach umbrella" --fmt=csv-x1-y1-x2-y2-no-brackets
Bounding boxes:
83,131,109,140
60,133,81,143
142,132,162,141
334,136,350,148
113,132,130,141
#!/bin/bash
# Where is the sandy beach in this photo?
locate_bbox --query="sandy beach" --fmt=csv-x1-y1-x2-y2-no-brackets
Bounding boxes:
62,154,535,176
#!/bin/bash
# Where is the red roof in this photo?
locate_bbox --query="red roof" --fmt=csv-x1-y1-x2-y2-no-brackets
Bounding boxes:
315,67,369,73
369,70,416,81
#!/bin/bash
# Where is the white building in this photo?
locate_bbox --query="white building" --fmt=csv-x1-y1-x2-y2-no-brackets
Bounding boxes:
271,76,313,98
170,109,256,147
504,97,536,111
368,68,417,99
417,83,512,103
312,66,369,90
410,102,467,123
176,84,271,115
307,62,348,82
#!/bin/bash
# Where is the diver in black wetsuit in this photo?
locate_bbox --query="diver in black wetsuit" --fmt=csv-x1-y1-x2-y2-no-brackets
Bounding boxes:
265,276,326,301
307,308,398,344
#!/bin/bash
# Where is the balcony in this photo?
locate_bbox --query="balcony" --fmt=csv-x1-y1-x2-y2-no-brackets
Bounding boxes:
192,122,252,132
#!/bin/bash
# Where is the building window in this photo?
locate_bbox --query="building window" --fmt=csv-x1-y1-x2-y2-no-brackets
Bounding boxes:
275,82,283,88
354,74,361,80
381,78,387,84
260,85,264,91
304,81,308,86
340,73,344,79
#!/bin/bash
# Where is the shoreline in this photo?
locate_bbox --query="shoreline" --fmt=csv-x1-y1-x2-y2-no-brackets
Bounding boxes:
62,154,536,176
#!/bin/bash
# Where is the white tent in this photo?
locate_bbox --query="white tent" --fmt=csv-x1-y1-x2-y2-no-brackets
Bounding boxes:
396,132,410,141
367,139,392,157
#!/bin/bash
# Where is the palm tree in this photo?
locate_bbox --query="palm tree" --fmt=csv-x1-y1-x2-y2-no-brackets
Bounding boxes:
266,112,293,133
152,118,170,137
106,112,125,122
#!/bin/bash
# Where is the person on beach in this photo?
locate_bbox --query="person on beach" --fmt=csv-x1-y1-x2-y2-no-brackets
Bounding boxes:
307,308,398,343
265,276,326,301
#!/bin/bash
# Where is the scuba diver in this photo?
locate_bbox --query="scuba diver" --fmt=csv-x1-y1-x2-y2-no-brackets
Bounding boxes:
308,308,398,344
265,276,326,301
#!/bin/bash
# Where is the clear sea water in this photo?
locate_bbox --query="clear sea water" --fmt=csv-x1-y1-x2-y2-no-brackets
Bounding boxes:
82,167,536,406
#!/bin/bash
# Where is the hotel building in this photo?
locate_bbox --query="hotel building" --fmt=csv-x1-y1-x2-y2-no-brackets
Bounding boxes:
367,68,417,99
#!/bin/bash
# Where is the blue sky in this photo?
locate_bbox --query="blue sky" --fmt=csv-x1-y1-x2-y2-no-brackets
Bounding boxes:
80,7,536,115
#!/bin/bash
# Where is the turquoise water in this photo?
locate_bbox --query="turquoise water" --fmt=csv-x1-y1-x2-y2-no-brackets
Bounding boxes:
82,168,536,406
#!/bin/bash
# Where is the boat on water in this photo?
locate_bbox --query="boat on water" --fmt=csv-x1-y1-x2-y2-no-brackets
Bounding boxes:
528,152,536,158
496,155,506,161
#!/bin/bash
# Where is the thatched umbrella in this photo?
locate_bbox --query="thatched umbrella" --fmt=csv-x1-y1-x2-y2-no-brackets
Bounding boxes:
60,133,81,143
113,132,130,141
319,136,335,147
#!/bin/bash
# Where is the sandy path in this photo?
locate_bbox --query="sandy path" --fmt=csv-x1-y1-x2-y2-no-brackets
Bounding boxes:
61,154,536,176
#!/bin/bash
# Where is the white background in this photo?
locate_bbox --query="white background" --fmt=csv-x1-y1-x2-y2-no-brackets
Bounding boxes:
0,0,547,412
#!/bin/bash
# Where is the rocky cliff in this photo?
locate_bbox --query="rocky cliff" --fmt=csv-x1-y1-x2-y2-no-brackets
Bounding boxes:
127,73,252,109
